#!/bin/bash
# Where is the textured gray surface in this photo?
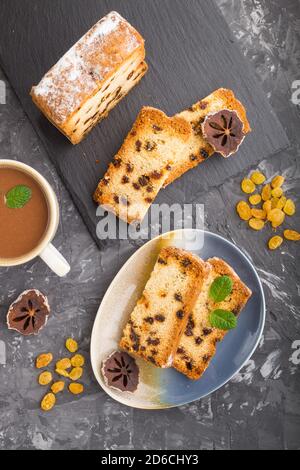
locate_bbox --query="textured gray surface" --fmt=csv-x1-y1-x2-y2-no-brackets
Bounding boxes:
0,0,299,450
0,0,289,246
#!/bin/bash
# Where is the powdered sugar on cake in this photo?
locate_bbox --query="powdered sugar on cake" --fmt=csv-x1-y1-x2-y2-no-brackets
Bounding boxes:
32,12,143,124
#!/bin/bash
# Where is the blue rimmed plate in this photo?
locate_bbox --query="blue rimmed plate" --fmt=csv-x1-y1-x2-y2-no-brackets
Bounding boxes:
90,229,265,409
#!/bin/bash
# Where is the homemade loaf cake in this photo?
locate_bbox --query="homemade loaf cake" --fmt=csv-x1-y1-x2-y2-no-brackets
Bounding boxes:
173,257,252,380
119,247,209,368
164,88,251,186
93,107,192,223
31,11,147,144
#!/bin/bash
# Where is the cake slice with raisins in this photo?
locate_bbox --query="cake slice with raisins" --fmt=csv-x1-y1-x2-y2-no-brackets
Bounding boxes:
173,257,252,380
163,88,251,186
93,107,192,223
119,247,209,368
31,11,147,144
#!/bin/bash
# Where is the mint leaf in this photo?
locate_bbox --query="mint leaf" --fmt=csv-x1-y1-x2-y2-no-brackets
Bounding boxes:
209,309,237,330
6,185,32,209
209,275,233,302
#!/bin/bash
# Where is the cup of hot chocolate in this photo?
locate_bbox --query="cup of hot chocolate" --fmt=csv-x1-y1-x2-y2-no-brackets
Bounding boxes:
0,159,70,277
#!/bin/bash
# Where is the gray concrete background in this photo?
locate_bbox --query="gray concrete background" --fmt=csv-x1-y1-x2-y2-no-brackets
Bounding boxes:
0,0,299,450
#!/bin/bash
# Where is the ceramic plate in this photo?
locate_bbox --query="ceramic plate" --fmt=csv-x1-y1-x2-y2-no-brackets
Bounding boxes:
90,230,265,409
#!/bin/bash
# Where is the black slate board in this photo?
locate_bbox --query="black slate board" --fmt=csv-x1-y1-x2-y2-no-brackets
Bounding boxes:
0,0,289,247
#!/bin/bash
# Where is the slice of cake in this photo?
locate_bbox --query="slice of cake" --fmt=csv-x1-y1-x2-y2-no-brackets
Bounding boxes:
119,247,209,368
93,107,192,223
173,257,252,380
163,88,251,186
31,11,147,144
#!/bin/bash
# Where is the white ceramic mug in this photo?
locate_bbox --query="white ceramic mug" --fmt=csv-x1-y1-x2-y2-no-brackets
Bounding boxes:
0,159,70,277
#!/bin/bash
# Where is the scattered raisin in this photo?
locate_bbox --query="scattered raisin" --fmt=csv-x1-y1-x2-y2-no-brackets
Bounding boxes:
113,195,119,204
133,183,140,190
186,361,193,371
153,125,162,132
150,171,163,179
181,258,191,268
121,175,130,184
144,317,154,324
126,163,134,173
135,140,142,152
113,158,122,168
203,328,212,336
195,337,203,345
127,71,134,80
145,141,157,151
202,355,211,363
146,338,160,346
177,347,185,355
200,149,209,159
139,175,150,186
155,314,165,322
157,257,167,265
176,310,184,320
174,293,183,302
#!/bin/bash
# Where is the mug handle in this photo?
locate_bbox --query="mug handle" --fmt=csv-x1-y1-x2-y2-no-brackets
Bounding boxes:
39,243,70,277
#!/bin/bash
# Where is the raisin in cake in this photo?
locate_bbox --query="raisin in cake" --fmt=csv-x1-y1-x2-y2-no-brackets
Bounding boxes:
93,107,192,223
119,247,209,368
164,88,251,186
173,257,252,380
31,11,147,144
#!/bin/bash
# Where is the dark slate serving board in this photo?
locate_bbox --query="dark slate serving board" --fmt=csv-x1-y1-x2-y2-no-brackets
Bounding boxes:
0,0,289,247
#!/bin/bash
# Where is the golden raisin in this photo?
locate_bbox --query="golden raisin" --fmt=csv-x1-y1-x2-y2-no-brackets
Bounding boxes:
51,381,65,394
249,194,262,205
283,230,300,241
271,175,285,189
267,208,285,228
38,371,53,386
283,199,295,216
271,197,280,209
71,354,85,367
66,338,78,353
36,353,53,369
56,358,71,370
250,171,266,185
55,368,70,378
41,393,56,411
241,179,256,194
268,236,283,251
69,383,84,395
276,196,287,210
249,218,265,231
251,209,267,220
69,367,83,381
263,200,272,214
271,187,283,198
236,201,252,221
261,184,272,201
